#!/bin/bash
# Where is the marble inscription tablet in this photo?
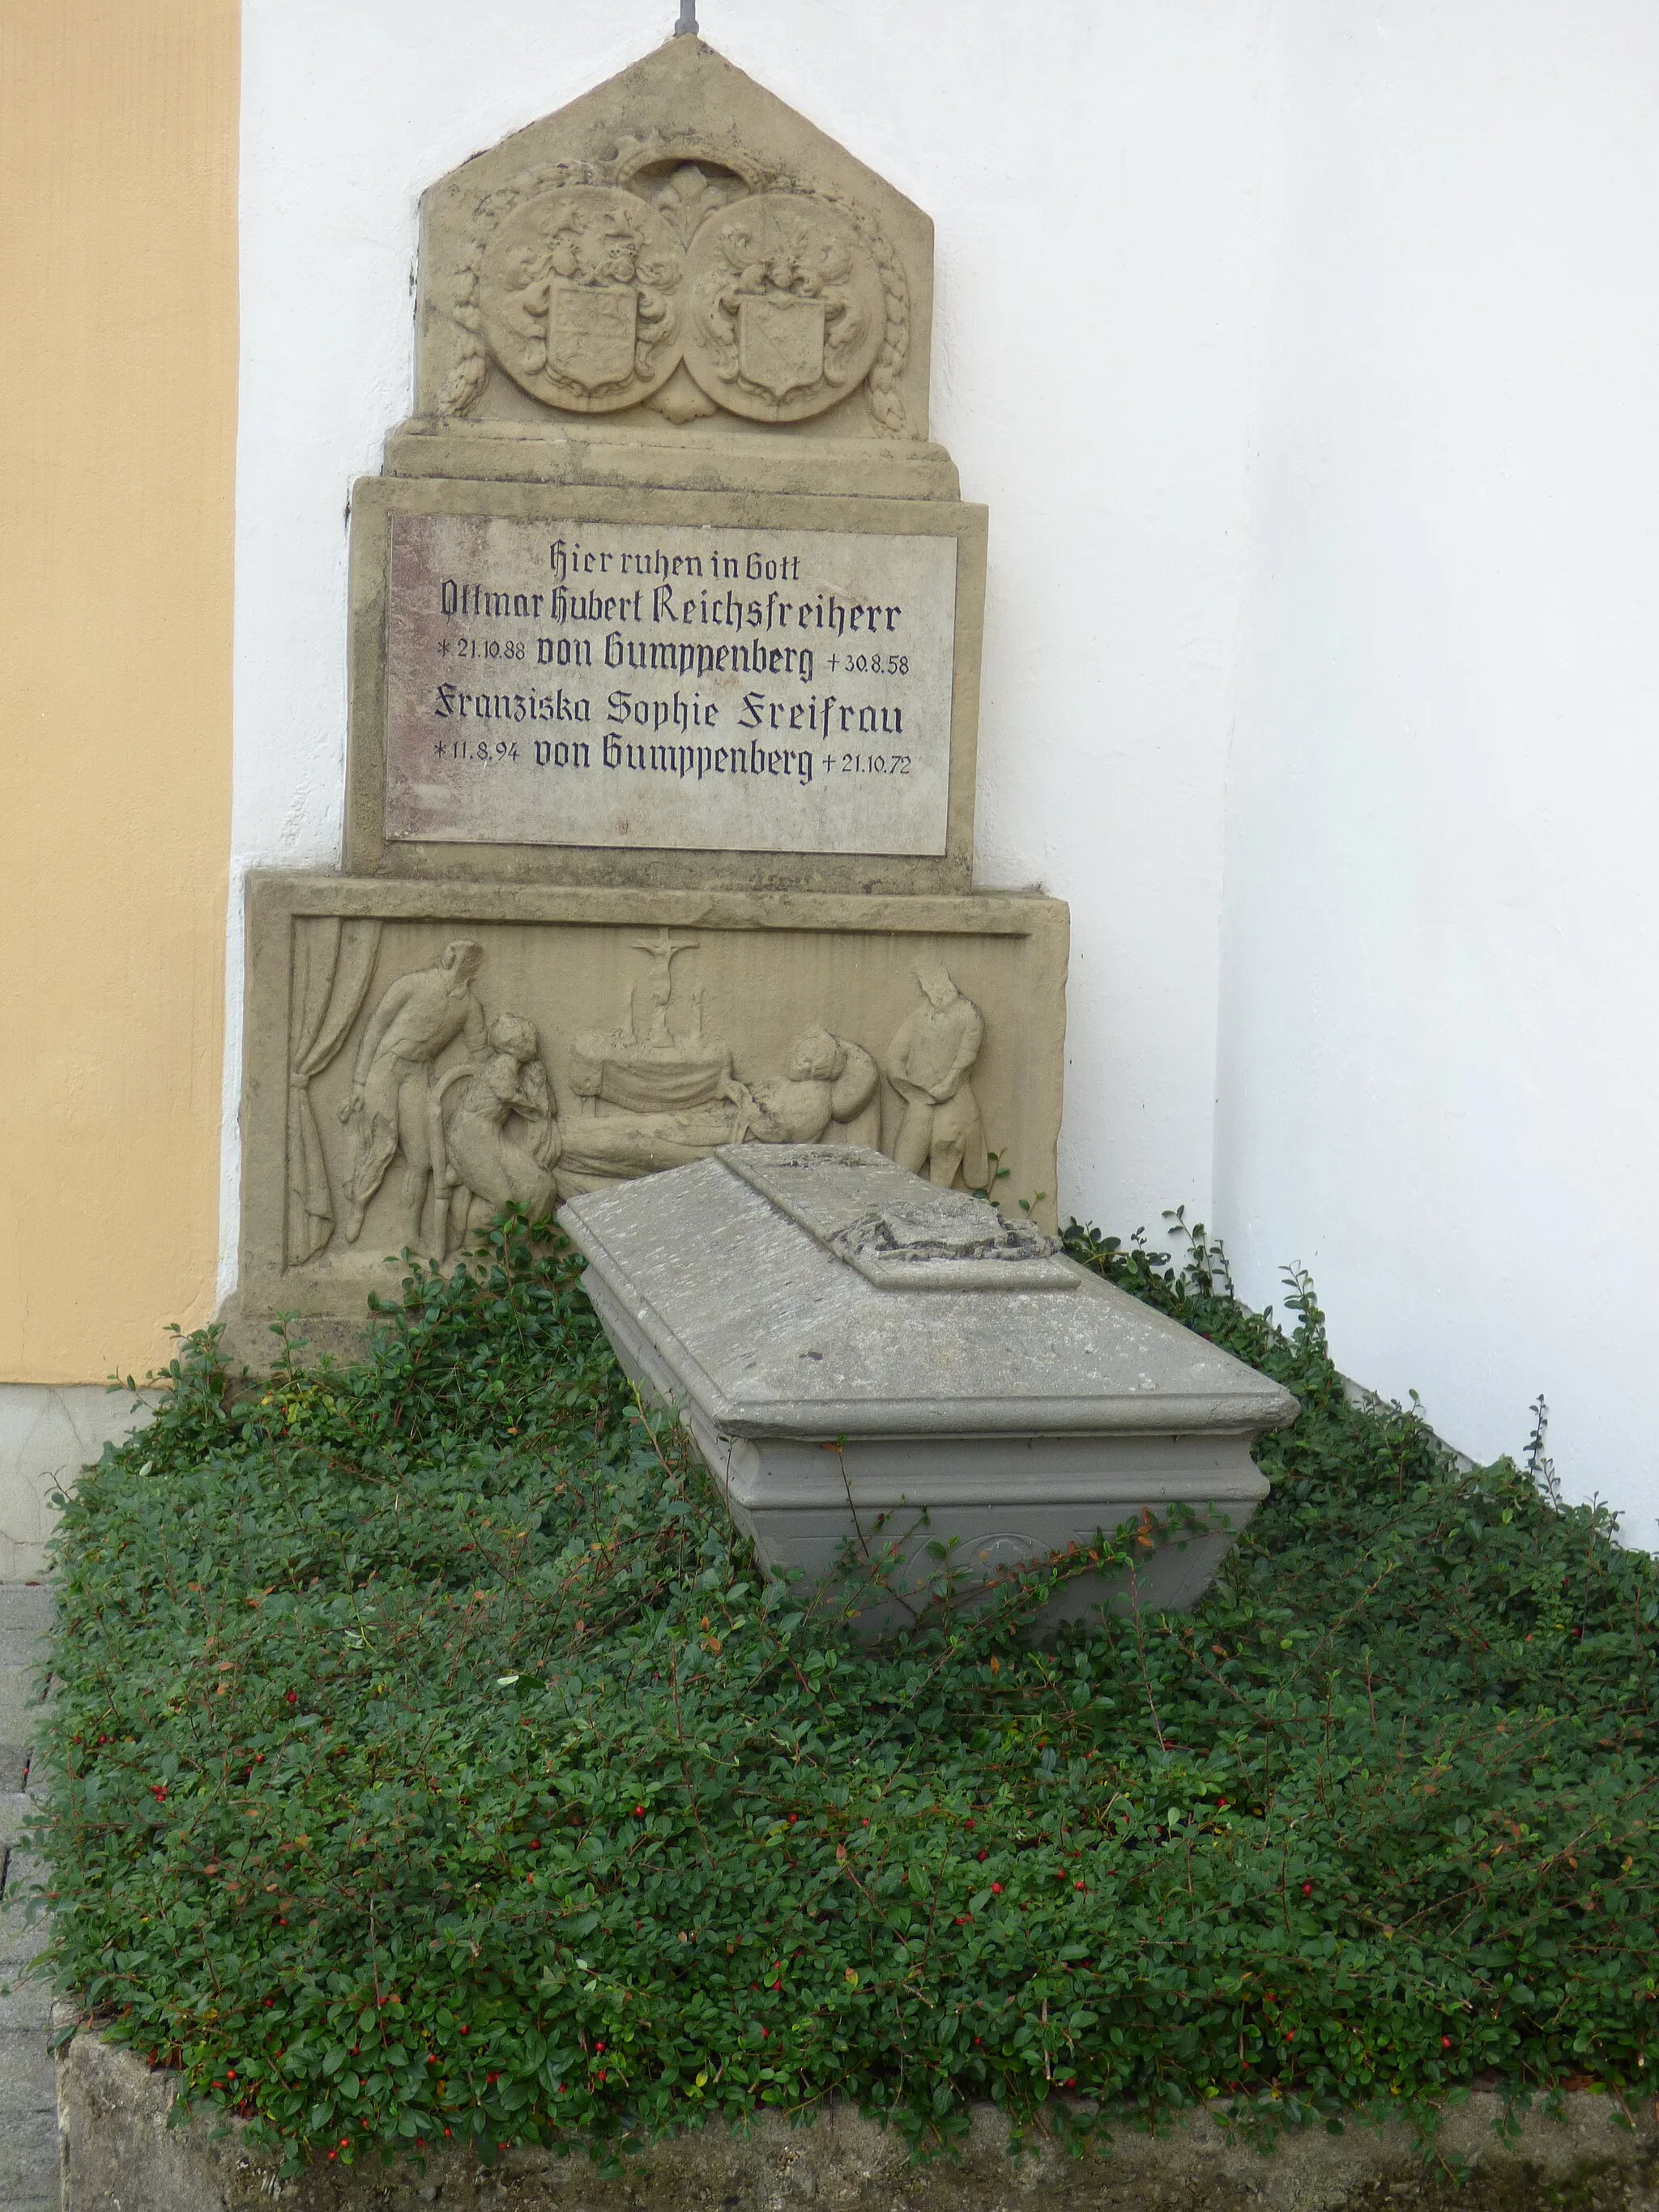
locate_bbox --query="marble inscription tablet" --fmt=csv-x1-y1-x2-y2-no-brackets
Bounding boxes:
382,513,958,855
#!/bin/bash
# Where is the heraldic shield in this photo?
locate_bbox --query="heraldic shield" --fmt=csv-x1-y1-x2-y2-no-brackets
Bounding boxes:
544,279,639,394
475,183,684,412
737,295,827,403
681,191,887,423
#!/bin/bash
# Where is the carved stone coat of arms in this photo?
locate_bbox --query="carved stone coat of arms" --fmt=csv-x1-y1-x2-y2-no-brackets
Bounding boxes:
477,184,684,412
680,193,887,420
454,164,905,431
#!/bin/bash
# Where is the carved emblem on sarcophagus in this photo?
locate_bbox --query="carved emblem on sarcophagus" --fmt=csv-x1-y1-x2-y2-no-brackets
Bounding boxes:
476,183,684,412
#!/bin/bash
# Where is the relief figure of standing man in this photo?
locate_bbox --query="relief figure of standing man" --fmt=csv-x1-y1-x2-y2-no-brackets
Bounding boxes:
883,963,988,1191
338,940,487,1246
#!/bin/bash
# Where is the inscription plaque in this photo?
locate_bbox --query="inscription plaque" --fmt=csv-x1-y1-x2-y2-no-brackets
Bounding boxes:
382,513,958,855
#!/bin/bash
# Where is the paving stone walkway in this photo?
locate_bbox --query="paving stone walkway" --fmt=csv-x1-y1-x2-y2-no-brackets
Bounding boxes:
0,1585,56,2212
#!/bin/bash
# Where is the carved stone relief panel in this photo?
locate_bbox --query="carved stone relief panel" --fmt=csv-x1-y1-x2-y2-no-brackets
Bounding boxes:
475,185,687,416
453,170,907,437
293,928,989,1263
415,37,932,443
679,190,894,424
236,878,1067,1330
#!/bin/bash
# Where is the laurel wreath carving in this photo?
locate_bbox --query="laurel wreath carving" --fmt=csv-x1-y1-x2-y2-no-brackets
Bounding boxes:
772,173,911,437
437,156,912,437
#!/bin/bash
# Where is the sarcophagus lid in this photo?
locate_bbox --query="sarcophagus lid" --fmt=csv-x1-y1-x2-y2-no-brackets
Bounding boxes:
561,1146,1298,1636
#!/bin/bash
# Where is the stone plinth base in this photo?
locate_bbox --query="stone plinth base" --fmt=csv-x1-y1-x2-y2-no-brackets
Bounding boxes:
58,2028,1659,2212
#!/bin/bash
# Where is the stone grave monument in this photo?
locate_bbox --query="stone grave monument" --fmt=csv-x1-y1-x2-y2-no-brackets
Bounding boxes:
224,32,1069,1358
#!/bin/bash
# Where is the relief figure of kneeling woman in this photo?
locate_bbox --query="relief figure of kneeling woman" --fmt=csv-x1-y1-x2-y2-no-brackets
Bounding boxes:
432,1013,561,1251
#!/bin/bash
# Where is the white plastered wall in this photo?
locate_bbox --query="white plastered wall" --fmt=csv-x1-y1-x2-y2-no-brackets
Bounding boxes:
1216,0,1659,1538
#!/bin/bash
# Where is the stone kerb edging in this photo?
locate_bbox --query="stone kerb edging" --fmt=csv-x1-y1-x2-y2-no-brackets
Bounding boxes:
56,2026,1659,2212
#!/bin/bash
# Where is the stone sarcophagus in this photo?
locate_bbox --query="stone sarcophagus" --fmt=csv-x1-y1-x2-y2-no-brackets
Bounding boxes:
561,1147,1299,1639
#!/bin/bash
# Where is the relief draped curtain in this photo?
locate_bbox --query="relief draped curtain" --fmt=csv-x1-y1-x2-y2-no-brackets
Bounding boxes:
286,918,383,1264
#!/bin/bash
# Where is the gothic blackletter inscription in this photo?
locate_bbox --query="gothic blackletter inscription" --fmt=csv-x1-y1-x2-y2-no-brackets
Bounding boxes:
382,511,959,855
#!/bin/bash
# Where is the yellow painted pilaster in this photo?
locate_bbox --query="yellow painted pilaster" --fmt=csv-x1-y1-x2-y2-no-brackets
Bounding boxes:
0,0,238,1381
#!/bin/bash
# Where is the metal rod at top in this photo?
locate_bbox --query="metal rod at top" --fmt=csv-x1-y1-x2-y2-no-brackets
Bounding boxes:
674,0,698,34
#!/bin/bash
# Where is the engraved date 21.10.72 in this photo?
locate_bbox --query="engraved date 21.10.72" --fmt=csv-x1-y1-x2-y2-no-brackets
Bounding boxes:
825,752,911,774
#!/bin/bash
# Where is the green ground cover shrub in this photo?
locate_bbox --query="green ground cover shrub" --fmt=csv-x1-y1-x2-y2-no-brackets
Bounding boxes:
30,1214,1659,2172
